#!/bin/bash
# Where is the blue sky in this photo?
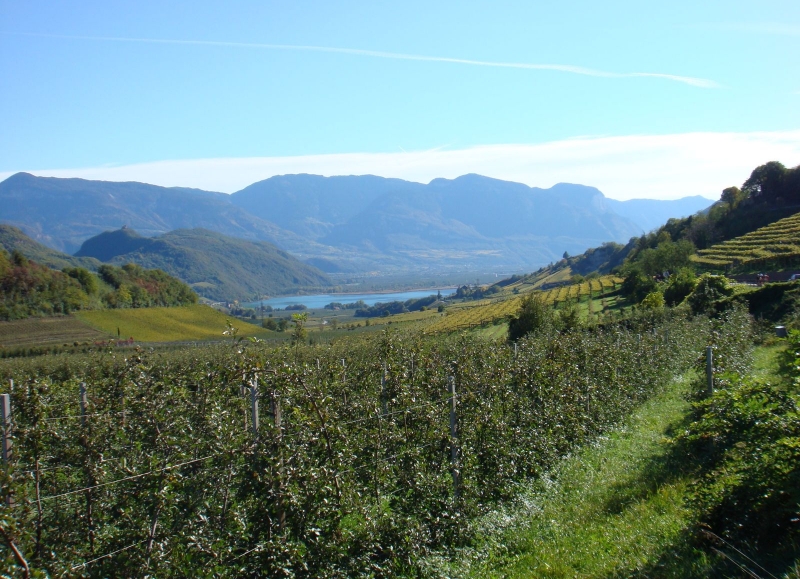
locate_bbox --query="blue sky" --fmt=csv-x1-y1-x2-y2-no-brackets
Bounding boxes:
1,1,799,199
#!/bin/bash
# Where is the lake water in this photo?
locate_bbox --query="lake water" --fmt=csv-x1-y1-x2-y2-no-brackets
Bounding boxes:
246,288,456,310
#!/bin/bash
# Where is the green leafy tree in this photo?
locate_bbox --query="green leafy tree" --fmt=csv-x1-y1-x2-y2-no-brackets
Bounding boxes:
663,267,697,306
508,293,554,341
291,312,308,345
64,267,98,295
687,274,734,314
635,239,695,277
621,270,657,303
558,299,582,330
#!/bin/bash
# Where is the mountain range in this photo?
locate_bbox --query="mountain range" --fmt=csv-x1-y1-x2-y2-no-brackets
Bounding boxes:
0,172,712,273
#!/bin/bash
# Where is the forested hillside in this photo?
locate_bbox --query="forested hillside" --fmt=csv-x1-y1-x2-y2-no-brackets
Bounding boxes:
0,250,196,320
0,225,100,271
520,161,800,308
75,227,332,301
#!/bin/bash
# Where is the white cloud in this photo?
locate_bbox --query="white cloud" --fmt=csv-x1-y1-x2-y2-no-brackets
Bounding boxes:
12,32,719,88
3,130,800,201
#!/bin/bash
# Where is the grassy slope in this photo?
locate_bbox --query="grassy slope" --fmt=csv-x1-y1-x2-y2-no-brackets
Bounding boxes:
76,304,271,342
452,374,694,578
441,345,789,579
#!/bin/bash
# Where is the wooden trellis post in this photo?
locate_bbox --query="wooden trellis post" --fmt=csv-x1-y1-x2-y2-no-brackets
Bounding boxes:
706,346,714,395
270,389,285,531
1,393,11,465
250,378,259,439
381,363,388,416
1,393,11,507
79,382,94,551
448,375,460,499
80,382,88,428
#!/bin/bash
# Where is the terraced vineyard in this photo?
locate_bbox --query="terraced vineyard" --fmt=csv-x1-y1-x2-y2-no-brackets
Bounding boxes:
426,276,622,333
691,211,800,267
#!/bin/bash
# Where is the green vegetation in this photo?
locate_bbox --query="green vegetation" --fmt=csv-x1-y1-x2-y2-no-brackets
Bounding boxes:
76,304,266,342
95,262,197,308
438,373,696,578
437,310,800,579
1,161,798,576
75,227,332,301
0,250,197,321
692,211,800,270
353,294,441,317
0,309,723,576
0,316,110,349
0,250,95,320
0,224,101,271
424,275,623,335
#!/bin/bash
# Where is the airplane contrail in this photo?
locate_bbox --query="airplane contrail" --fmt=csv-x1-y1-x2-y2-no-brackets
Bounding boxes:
8,32,720,88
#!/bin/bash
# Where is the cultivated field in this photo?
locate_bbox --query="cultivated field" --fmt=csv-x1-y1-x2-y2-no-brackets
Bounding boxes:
691,212,800,268
425,275,623,333
0,316,110,348
76,304,269,342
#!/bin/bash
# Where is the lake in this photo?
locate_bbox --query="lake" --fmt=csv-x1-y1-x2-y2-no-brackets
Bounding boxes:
246,288,456,310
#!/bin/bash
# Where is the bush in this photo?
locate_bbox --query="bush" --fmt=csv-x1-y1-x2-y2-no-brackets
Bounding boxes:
687,274,734,314
621,270,657,303
640,291,665,309
508,293,555,341
663,267,697,306
673,327,798,560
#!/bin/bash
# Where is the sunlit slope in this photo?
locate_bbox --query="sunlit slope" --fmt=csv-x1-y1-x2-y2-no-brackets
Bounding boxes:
691,211,800,268
426,275,623,333
76,304,267,342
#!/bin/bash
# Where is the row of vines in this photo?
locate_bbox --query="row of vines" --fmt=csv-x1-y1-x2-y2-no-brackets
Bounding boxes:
426,276,623,334
692,211,800,267
0,308,752,577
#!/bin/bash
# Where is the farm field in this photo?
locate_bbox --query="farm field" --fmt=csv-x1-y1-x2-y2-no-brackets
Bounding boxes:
0,316,110,349
0,309,737,576
691,211,800,268
76,304,271,342
426,275,623,334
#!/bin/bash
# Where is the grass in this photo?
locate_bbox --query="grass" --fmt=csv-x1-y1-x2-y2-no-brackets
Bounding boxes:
432,343,792,579
0,316,111,348
451,374,695,578
471,322,509,340
76,304,272,342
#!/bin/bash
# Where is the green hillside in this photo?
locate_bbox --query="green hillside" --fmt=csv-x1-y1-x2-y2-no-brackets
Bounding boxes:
0,224,101,270
691,211,800,269
0,249,197,321
75,227,332,301
76,304,268,342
